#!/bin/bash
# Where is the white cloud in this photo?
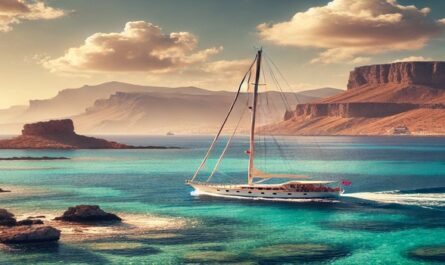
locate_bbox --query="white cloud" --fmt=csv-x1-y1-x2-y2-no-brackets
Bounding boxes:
258,0,444,64
392,56,433,62
0,0,65,32
43,21,223,73
42,20,253,89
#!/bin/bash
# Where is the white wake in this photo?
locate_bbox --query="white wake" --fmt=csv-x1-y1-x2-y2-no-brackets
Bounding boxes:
343,191,445,208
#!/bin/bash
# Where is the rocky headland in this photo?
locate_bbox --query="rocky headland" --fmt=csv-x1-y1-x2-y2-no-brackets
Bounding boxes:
0,119,177,149
261,61,445,136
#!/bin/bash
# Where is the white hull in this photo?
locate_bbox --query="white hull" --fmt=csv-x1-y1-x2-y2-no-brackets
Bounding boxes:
188,182,341,199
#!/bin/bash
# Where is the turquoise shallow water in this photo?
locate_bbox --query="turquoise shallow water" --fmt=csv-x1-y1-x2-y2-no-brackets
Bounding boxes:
0,136,445,264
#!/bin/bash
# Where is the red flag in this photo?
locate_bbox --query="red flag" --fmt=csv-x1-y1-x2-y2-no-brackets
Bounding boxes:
341,180,352,186
245,150,251,155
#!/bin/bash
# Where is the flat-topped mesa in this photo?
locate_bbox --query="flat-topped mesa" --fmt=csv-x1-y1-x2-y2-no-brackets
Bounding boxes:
0,119,177,149
347,61,445,90
22,119,75,136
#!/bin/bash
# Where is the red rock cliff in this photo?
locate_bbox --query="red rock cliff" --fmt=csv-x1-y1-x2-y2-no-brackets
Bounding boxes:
0,119,161,149
22,119,75,136
347,62,445,90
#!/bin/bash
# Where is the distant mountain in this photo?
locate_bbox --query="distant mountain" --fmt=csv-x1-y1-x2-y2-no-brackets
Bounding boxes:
260,62,445,136
15,82,212,122
72,90,321,134
297,87,343,98
0,81,342,135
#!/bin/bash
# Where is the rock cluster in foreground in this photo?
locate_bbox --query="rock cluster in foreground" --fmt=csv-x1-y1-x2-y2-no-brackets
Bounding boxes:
54,205,122,223
0,205,121,244
0,209,59,244
0,119,174,149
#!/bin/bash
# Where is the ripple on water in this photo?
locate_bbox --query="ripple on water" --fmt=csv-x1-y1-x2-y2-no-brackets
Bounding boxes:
182,250,241,263
0,243,109,264
85,241,161,257
407,246,445,262
250,243,350,264
319,220,417,232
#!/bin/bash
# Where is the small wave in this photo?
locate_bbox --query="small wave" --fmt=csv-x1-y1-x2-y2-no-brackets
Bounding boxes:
343,190,445,207
191,190,340,203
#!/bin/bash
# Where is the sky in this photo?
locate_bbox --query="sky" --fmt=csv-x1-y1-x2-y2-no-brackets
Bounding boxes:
1,0,445,108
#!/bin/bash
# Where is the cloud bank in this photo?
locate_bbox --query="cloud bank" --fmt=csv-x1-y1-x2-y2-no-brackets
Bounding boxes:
43,21,223,73
0,0,65,32
392,56,433,63
43,20,252,89
258,0,444,64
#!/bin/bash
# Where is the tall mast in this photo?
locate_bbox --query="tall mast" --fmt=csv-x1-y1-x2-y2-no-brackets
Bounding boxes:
248,48,262,185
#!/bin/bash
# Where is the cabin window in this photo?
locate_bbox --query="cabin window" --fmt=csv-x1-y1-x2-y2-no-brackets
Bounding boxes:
288,193,292,195
261,192,265,194
226,190,229,192
248,191,252,194
266,188,271,190
273,193,277,195
236,191,240,193
304,193,307,195
217,189,220,191
258,188,263,190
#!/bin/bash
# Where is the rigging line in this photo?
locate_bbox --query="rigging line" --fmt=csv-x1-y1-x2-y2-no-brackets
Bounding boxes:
264,52,323,164
191,55,257,181
263,52,301,106
264,57,291,111
261,63,269,173
206,103,248,182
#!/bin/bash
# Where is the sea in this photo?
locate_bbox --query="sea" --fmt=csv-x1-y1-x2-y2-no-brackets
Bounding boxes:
0,135,444,264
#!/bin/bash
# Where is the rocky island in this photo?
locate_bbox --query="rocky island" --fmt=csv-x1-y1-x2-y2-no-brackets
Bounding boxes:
0,119,177,149
261,61,445,136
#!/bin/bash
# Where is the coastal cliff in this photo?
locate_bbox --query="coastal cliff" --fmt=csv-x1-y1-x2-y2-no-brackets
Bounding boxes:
347,62,445,89
0,119,170,149
261,62,445,136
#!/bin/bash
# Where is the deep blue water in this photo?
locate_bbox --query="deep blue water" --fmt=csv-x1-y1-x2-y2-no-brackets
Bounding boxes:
0,135,444,264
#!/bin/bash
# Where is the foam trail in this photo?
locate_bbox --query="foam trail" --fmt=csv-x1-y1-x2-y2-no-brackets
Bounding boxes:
343,191,445,207
191,190,339,203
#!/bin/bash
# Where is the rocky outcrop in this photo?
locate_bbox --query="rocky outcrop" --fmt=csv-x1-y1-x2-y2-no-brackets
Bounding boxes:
22,119,75,136
0,226,60,244
55,205,122,223
0,119,173,149
347,62,445,90
16,219,44,226
0,209,16,226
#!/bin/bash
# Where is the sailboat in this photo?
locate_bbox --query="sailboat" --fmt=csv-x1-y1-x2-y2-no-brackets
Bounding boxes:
186,49,343,199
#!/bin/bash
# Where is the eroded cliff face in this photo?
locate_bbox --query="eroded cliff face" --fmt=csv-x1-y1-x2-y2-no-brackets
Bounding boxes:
0,119,138,149
22,119,75,136
347,62,445,90
269,62,445,135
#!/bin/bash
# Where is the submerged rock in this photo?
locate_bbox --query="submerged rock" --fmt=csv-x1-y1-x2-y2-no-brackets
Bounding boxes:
0,209,16,226
250,243,350,263
55,205,122,223
408,246,445,262
0,226,60,244
183,250,241,263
